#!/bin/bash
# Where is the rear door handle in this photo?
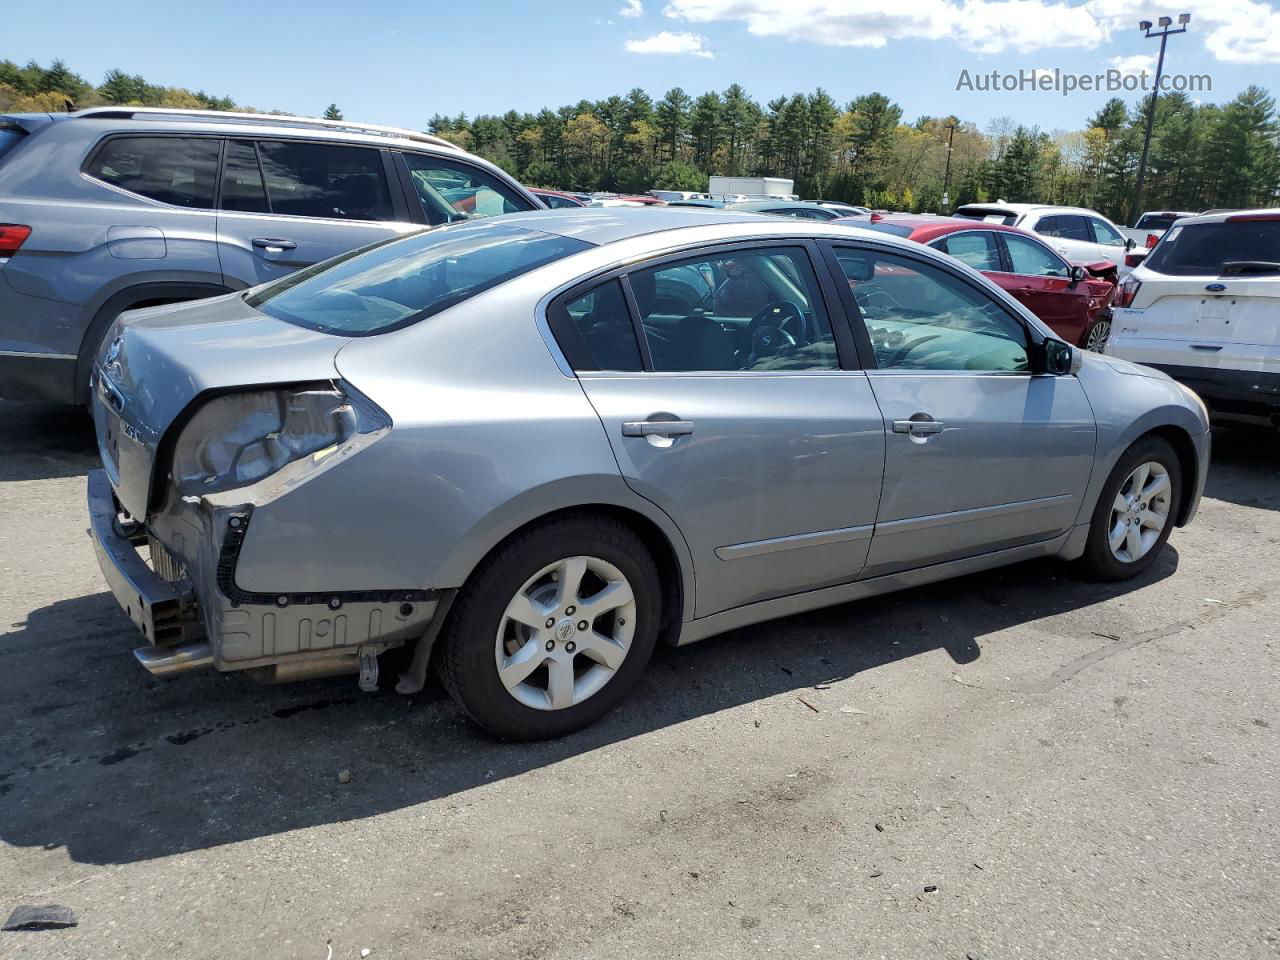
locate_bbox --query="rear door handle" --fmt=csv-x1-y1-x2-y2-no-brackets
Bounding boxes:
622,420,694,437
251,238,297,252
892,418,944,436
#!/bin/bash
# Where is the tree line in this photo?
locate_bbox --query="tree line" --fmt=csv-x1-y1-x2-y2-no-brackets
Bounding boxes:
4,57,1278,224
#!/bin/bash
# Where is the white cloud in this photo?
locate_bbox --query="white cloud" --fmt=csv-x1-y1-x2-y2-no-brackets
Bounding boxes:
620,0,644,16
626,30,715,56
661,0,1280,61
1107,53,1156,73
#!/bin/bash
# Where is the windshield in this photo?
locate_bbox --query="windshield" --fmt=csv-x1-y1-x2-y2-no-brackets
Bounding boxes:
1143,219,1280,276
248,221,591,336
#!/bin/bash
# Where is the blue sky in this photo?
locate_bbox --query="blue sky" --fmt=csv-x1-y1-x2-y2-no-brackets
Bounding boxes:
5,0,1276,133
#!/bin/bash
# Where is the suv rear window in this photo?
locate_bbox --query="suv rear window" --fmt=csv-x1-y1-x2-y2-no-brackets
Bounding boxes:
1144,220,1280,276
86,136,220,208
0,126,26,163
248,220,590,336
954,207,1017,225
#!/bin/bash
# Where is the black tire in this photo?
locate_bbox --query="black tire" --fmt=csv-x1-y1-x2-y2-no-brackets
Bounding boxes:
1079,434,1182,581
440,513,662,740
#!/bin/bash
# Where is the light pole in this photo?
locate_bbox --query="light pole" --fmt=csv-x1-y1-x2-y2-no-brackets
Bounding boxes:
941,121,956,213
1132,13,1190,221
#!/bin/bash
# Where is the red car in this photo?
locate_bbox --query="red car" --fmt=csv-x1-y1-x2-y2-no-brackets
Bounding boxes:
836,214,1117,351
528,188,587,209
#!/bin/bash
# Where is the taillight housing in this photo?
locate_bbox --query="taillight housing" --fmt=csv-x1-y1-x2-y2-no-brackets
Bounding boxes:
0,224,31,257
1145,233,1159,248
1116,274,1142,308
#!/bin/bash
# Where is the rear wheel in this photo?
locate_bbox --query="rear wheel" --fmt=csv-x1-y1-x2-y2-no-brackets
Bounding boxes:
1083,313,1111,352
1079,435,1181,580
440,514,661,740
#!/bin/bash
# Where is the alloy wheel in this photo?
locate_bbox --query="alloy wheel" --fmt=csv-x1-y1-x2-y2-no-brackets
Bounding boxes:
1108,461,1172,563
1085,318,1111,352
494,555,637,711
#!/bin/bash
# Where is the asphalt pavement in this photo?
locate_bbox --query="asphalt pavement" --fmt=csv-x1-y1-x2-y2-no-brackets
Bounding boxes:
0,401,1277,959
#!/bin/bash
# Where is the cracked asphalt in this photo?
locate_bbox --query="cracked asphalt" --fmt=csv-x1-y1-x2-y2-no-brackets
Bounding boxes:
1,401,1277,960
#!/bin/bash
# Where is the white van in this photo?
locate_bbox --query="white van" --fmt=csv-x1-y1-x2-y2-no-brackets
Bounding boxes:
1106,209,1280,427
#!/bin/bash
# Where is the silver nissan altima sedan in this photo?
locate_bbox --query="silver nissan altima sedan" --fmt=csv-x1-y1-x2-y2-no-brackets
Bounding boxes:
88,208,1210,739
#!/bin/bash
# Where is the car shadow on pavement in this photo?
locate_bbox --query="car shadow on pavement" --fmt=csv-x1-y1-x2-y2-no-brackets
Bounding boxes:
0,547,1176,866
1203,425,1280,512
0,402,98,482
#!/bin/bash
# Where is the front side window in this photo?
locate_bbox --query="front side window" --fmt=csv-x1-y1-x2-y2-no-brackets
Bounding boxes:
832,247,1029,372
1002,234,1070,278
933,232,1001,272
86,136,219,208
1089,218,1126,247
403,154,530,226
255,140,393,221
248,220,589,336
628,247,839,372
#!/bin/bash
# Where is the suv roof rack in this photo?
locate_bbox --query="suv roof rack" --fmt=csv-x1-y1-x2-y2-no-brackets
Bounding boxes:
69,106,459,151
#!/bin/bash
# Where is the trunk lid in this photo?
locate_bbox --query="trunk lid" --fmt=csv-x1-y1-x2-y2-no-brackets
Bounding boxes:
92,292,346,518
1134,274,1280,347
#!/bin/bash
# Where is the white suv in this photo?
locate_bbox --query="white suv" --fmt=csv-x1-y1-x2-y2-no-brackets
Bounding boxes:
1106,209,1280,427
954,203,1137,275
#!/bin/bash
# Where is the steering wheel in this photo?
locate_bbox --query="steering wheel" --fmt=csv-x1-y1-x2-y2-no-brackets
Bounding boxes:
746,300,805,355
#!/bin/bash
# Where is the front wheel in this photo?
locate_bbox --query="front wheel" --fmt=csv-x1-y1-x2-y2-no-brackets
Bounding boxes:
440,514,661,740
1079,435,1181,581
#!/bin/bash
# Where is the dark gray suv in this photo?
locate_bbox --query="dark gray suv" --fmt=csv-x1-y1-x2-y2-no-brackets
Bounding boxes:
0,107,541,404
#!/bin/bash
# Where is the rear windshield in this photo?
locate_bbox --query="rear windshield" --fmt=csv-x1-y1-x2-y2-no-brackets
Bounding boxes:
248,221,591,336
848,221,915,238
0,126,26,163
953,207,1017,225
1143,220,1280,276
1134,213,1187,231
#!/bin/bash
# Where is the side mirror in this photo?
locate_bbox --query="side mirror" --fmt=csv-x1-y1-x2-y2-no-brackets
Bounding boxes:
1068,264,1088,284
839,256,876,282
1040,338,1082,375
1125,237,1137,250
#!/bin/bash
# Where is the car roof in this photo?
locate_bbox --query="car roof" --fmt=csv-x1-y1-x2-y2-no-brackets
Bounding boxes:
729,200,831,212
482,206,935,253
1157,207,1280,226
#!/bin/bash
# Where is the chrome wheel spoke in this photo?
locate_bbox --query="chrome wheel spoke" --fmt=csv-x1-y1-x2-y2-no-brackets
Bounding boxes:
578,579,634,619
498,639,544,691
1125,525,1143,560
1142,473,1170,502
555,556,588,609
578,630,627,670
504,592,551,630
1113,492,1130,515
1139,508,1166,532
1109,520,1128,552
546,656,577,710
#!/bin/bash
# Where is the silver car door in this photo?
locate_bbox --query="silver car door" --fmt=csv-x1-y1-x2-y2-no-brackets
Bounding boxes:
550,241,886,619
821,241,1096,576
215,139,413,287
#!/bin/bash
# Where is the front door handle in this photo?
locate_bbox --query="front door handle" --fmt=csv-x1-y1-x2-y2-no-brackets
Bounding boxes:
622,420,694,437
892,418,944,436
251,238,297,252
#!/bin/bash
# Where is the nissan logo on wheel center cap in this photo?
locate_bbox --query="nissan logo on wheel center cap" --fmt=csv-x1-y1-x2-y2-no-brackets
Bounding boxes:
555,620,576,641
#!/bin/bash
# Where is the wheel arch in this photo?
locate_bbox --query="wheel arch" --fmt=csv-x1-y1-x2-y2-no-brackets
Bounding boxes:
75,279,234,403
1145,423,1200,527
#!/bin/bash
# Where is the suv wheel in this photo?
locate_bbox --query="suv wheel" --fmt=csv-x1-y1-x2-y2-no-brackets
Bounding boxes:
440,514,661,740
1080,435,1181,580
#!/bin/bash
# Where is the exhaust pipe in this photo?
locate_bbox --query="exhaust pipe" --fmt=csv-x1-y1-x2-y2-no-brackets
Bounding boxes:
134,641,213,676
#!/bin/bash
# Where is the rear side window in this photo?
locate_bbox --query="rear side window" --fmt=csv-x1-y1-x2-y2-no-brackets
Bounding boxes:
403,154,530,226
0,126,26,163
248,220,590,336
256,140,392,221
86,136,219,208
549,280,643,372
934,232,1001,272
1144,220,1280,276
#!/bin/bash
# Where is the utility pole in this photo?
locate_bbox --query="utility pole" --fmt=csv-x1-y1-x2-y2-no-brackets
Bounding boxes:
941,121,956,213
1132,13,1190,221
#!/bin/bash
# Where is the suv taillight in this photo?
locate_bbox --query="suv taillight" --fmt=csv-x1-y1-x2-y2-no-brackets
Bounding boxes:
1145,233,1159,248
0,224,31,257
1116,274,1142,308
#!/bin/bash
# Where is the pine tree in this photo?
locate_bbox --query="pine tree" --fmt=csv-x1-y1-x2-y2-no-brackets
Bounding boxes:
323,103,343,121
